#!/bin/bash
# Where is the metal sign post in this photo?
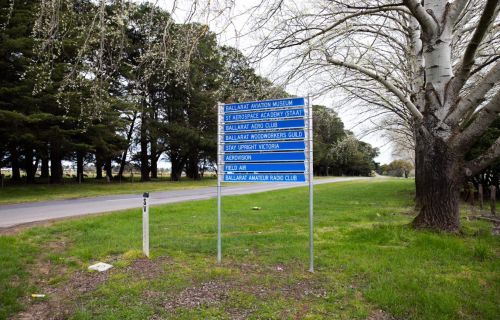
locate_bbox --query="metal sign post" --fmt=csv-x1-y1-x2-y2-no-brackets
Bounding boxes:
217,97,313,271
217,102,223,263
307,95,314,273
143,192,150,258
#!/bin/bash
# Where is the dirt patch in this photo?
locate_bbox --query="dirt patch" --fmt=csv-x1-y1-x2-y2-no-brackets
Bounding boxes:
366,309,397,320
123,257,171,280
163,280,231,310
13,256,172,320
280,279,328,299
16,256,329,319
145,262,329,319
14,266,110,320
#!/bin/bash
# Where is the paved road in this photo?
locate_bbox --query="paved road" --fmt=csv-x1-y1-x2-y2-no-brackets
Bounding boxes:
0,177,368,228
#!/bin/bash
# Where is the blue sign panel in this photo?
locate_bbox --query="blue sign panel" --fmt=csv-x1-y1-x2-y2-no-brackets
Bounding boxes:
224,97,305,113
224,152,305,163
224,119,305,133
224,163,305,172
223,173,306,183
224,141,305,152
224,130,304,142
224,108,304,123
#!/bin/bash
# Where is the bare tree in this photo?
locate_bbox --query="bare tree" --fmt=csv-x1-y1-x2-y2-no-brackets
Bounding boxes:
250,0,500,231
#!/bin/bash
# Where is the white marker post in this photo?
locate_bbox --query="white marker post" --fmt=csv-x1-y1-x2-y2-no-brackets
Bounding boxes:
143,192,150,258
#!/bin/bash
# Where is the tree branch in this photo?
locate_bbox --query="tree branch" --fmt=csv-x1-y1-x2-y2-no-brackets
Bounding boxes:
453,0,500,92
325,54,423,121
402,0,439,35
448,0,471,24
269,6,411,50
465,136,500,177
446,59,500,125
452,89,500,152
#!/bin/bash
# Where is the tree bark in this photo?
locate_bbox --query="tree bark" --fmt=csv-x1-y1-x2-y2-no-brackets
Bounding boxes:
95,154,103,179
412,133,462,232
185,154,200,180
118,111,137,179
49,142,63,184
76,151,84,183
25,147,37,183
150,142,158,179
105,158,112,180
10,145,21,181
170,153,186,181
40,152,49,179
140,107,150,182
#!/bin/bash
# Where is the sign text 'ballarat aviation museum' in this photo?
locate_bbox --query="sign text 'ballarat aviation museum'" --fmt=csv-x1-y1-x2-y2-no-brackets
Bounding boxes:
218,97,310,183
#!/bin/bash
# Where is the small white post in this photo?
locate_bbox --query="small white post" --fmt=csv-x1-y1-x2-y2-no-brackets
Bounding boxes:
143,192,150,258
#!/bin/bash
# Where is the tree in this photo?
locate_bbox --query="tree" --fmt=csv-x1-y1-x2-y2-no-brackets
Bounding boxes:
331,135,379,176
467,117,500,188
312,105,346,175
219,46,289,103
385,159,414,178
252,0,500,232
0,0,37,182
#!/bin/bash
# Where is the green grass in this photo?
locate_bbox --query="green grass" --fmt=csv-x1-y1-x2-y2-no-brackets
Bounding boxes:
1,180,499,319
0,177,217,205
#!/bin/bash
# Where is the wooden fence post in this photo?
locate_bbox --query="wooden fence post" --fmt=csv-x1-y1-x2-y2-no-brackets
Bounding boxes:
490,186,496,216
478,184,484,210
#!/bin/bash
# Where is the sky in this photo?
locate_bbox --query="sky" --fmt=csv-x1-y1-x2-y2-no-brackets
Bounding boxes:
151,0,395,165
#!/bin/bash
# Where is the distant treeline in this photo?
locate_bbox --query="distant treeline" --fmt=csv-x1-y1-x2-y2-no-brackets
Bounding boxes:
0,0,378,184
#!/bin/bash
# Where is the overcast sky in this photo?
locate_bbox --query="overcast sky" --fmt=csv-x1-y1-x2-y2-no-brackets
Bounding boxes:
154,0,394,164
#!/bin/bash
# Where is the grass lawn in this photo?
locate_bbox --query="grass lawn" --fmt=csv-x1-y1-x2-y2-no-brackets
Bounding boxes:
0,177,217,205
0,180,498,319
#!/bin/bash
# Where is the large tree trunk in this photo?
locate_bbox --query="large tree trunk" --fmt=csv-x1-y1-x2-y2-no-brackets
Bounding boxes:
411,0,461,231
150,142,158,179
150,107,158,179
50,142,63,184
118,111,137,179
10,145,21,181
414,130,425,211
185,155,200,180
76,151,84,183
95,154,103,179
140,108,150,182
25,147,37,183
105,158,113,180
413,131,462,232
170,153,186,181
40,151,49,179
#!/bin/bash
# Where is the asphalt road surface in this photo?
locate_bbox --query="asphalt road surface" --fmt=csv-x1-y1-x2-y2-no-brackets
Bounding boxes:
0,177,368,228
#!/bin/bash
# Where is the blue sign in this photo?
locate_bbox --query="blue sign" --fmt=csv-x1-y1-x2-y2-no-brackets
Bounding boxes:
224,152,305,163
223,173,306,183
224,141,305,152
224,108,304,123
224,130,304,142
224,163,305,172
224,119,305,133
224,97,305,113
